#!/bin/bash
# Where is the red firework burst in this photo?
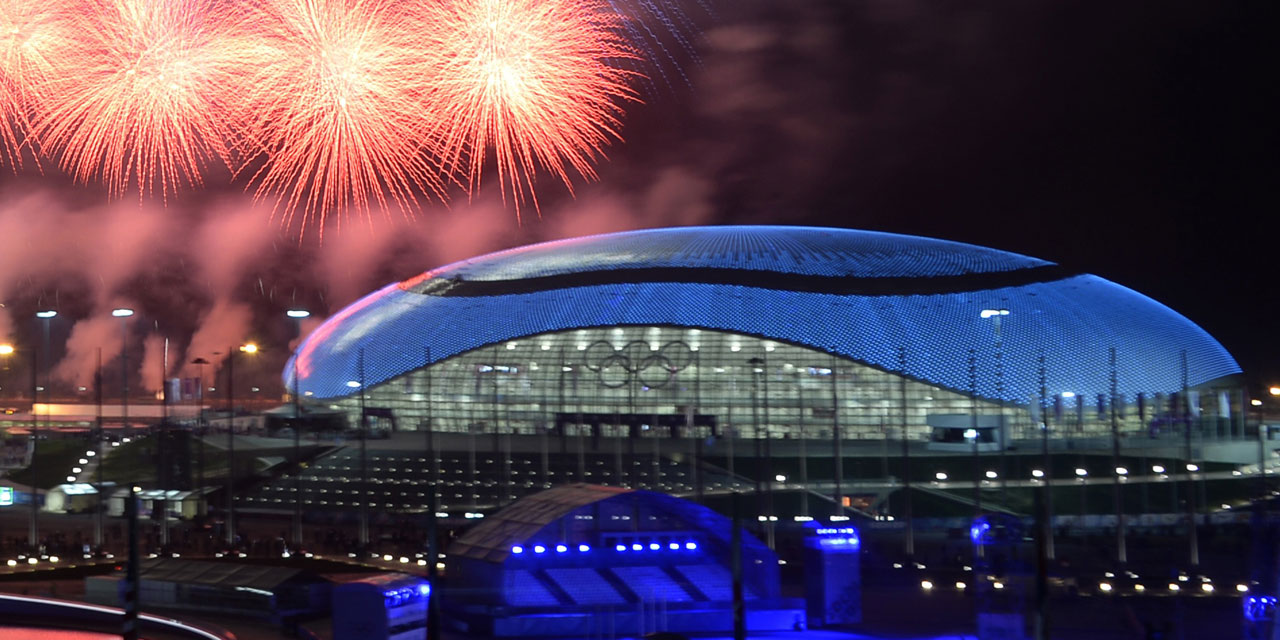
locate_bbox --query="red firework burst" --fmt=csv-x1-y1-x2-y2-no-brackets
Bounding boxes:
0,0,74,167
239,0,447,236
30,0,253,197
419,0,642,216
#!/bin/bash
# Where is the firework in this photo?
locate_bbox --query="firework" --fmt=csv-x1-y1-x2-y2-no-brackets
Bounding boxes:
0,0,73,167
239,0,447,236
419,0,641,216
606,0,709,90
30,0,254,197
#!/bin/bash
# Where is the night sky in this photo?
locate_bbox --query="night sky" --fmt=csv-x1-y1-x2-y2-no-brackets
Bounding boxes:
593,0,1278,385
0,1,1276,390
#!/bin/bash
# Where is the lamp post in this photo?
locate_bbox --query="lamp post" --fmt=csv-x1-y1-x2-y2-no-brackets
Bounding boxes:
224,343,257,548
980,309,1010,492
112,309,133,441
191,357,209,525
33,310,57,552
286,309,309,549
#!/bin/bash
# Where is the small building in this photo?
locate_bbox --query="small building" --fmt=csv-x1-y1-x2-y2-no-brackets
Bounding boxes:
85,558,331,622
44,483,108,513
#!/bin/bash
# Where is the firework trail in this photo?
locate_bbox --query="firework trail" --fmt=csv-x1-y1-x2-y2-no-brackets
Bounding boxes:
239,0,447,237
0,0,72,167
605,0,710,91
30,0,254,197
419,0,641,217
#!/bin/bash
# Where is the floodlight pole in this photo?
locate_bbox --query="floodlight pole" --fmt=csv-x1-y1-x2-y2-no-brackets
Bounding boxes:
95,349,104,548
899,347,913,560
1110,347,1126,565
225,347,236,547
358,348,369,548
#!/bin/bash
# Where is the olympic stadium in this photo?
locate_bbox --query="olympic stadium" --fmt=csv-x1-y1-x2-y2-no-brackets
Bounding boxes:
246,225,1246,519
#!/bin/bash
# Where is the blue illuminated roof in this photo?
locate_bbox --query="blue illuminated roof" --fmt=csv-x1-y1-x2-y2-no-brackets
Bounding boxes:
287,226,1239,402
408,225,1050,282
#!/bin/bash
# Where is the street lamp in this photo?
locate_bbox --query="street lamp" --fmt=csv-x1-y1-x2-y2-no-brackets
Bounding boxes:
286,308,310,549
224,343,258,548
32,310,57,552
112,309,133,440
191,357,209,523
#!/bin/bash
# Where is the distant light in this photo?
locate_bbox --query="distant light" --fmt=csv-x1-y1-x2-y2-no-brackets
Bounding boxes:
1270,386,1280,397
511,546,523,554
1201,583,1214,593
993,582,1005,590
578,544,589,552
1115,467,1128,476
920,580,933,591
1168,583,1180,592
632,544,643,551
66,476,75,482
239,343,258,354
1238,584,1250,593
1031,469,1045,478
1152,465,1166,474
1099,582,1112,593
111,308,133,317
1186,463,1199,472
1254,399,1265,406
979,309,1010,319
555,544,568,553
964,428,978,440
0,344,12,355
985,470,998,479
1061,391,1076,399
955,581,966,590
1134,584,1145,593
935,472,948,481
669,543,680,550
36,310,57,319
286,309,311,319
616,544,627,552
774,474,787,482
346,381,361,388
685,542,697,550
1075,468,1088,477
417,584,430,596
649,543,660,551
533,545,546,554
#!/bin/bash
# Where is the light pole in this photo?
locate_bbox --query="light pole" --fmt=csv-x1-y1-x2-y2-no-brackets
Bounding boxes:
33,309,56,552
191,357,209,525
225,342,257,547
112,309,133,441
286,309,310,549
980,309,1010,493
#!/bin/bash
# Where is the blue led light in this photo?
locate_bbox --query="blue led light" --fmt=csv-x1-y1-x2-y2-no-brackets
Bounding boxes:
1245,595,1278,622
970,522,991,544
649,543,660,551
685,542,697,550
533,545,546,554
511,545,524,554
578,544,590,552
417,584,430,596
632,544,643,551
555,544,568,553
616,544,627,552
288,226,1240,402
668,542,680,550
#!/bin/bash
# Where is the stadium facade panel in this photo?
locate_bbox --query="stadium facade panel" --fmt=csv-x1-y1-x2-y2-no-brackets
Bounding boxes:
286,226,1241,441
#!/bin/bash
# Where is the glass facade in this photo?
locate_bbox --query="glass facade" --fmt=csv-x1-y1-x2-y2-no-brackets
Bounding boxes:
312,326,1241,443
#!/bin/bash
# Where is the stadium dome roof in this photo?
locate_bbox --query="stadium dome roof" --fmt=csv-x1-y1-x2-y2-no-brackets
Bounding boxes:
287,225,1239,402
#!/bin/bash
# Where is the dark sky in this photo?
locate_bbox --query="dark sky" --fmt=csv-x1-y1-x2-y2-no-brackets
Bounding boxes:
0,1,1276,392
588,0,1278,385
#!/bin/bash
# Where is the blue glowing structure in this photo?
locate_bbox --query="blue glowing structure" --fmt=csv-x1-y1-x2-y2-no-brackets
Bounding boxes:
803,522,862,625
1245,595,1278,623
332,573,431,640
287,226,1238,403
